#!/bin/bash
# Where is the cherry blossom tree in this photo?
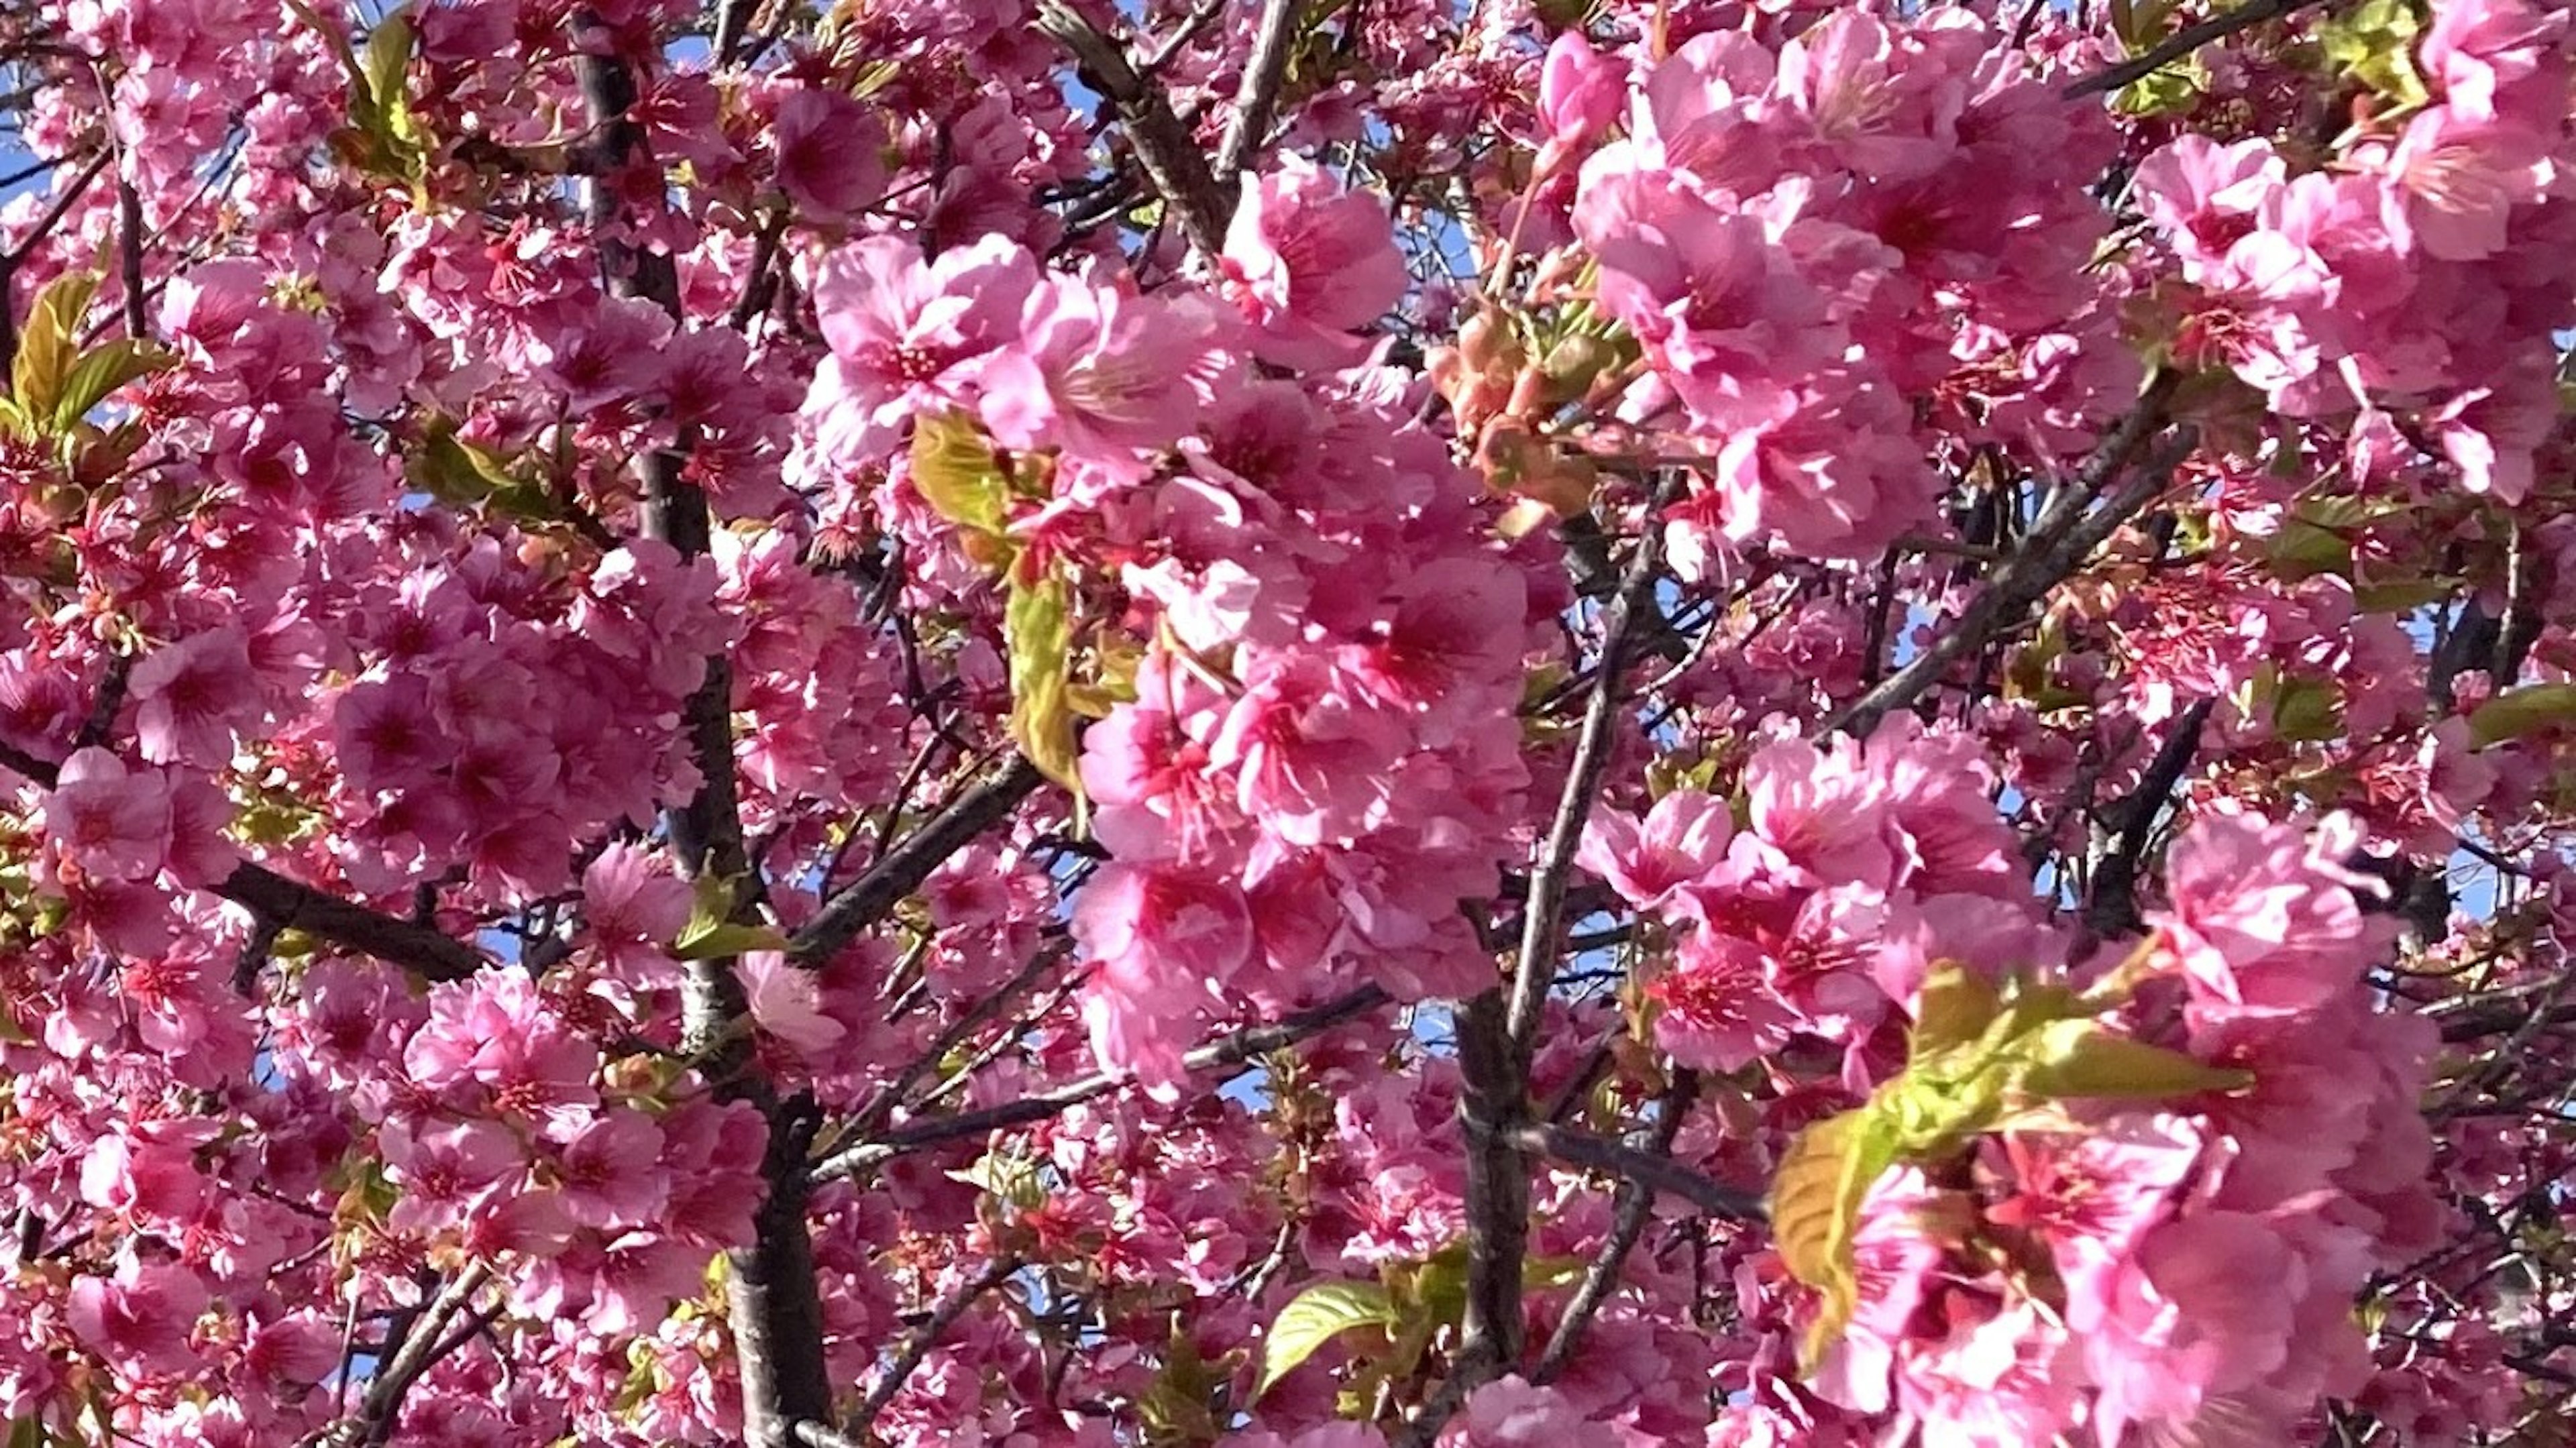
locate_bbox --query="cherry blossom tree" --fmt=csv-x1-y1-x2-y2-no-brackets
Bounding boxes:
0,0,2572,1443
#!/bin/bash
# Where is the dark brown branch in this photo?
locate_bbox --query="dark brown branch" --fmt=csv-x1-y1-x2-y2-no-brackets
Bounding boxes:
1825,380,2191,740
114,174,148,338
1036,0,1234,254
328,1262,492,1446
1532,1072,1699,1385
1515,1119,1767,1224
845,937,1071,1137
1507,477,1676,1050
219,863,486,983
788,755,1046,968
1213,0,1297,184
841,1256,1024,1437
2080,698,2214,942
806,984,1393,1182
2062,0,2327,98
577,20,828,1448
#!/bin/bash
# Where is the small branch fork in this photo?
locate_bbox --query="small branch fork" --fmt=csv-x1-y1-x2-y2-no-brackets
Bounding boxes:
1403,481,1676,1446
1825,377,2195,740
2063,0,2330,99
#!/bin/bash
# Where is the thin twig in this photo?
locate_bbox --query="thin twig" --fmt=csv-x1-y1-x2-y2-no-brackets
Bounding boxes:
1515,1119,1766,1224
1825,380,2190,740
2062,0,2326,98
806,985,1393,1182
788,755,1046,968
1036,0,1235,254
843,1256,1024,1435
1533,1071,1701,1384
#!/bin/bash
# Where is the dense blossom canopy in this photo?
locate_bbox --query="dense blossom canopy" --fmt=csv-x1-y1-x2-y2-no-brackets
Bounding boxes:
0,0,2571,1443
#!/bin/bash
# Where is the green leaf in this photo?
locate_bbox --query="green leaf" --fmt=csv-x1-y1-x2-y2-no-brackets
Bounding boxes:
2012,1019,2254,1100
949,1150,1047,1211
2270,674,2344,742
909,412,1012,539
1909,961,2003,1058
2469,683,2576,749
2113,56,2208,117
50,339,173,434
671,920,790,960
2318,0,2430,106
364,8,418,146
9,1415,46,1448
10,270,101,424
1255,1280,1399,1400
1770,1106,1904,1370
1006,566,1083,795
669,873,788,960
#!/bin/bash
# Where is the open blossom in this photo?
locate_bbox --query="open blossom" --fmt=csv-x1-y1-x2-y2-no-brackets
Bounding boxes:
2148,811,2385,1025
68,1257,209,1378
1578,787,1734,913
44,748,172,882
1220,158,1409,368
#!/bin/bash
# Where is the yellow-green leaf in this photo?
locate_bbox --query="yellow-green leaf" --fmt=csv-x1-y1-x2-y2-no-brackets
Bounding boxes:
1256,1281,1398,1400
669,873,786,960
2012,1019,2253,1100
2469,683,2576,749
909,412,1012,539
2270,674,2343,742
1770,1106,1902,1369
50,339,174,434
11,270,101,423
1006,568,1083,794
1909,961,2003,1058
364,8,418,145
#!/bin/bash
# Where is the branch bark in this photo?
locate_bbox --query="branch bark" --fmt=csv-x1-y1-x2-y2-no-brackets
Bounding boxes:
1212,0,1297,184
806,984,1393,1182
2080,697,2214,943
575,19,828,1445
1514,1118,1766,1225
787,755,1046,968
2062,0,2328,99
1036,0,1235,254
1531,1072,1701,1386
1825,379,2192,740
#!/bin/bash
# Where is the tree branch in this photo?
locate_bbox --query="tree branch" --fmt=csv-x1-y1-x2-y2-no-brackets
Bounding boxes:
1213,0,1297,184
1531,1071,1699,1385
840,1255,1024,1438
576,19,828,1447
2080,697,2214,942
218,864,486,983
1514,1118,1766,1224
787,754,1045,968
2062,0,2327,99
806,984,1393,1182
1036,0,1234,254
1825,380,2192,740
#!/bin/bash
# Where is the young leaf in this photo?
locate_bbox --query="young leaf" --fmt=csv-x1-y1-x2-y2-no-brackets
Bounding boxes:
364,8,417,141
50,339,174,435
910,412,1013,540
1907,961,2003,1058
1006,567,1083,794
670,873,788,960
11,270,102,423
2012,1019,2254,1101
1770,1105,1903,1368
1255,1280,1399,1400
2469,683,2576,749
